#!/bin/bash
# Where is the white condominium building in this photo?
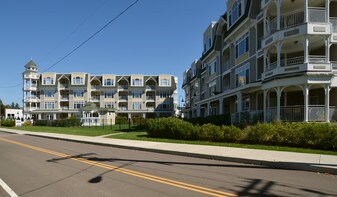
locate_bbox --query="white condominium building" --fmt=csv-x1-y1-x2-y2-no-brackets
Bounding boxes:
23,60,178,123
183,0,337,123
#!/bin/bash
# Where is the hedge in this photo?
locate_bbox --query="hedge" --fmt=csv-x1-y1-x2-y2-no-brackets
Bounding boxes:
0,119,15,127
145,118,337,150
186,114,231,126
33,118,80,127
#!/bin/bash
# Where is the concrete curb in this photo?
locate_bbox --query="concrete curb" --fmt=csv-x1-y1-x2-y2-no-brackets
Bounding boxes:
1,129,336,175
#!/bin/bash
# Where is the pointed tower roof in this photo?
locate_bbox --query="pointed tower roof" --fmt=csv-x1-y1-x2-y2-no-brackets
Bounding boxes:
24,60,38,69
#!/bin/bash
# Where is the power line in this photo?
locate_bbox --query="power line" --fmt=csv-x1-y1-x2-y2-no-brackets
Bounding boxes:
0,0,140,89
40,0,139,73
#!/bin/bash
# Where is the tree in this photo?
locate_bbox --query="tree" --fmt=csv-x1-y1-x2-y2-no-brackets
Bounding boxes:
15,103,20,109
10,102,15,109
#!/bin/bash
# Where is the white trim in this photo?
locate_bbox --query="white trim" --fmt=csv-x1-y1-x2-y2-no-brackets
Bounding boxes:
0,178,19,197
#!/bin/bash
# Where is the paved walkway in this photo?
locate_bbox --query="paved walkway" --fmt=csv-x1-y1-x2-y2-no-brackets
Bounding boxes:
1,127,336,174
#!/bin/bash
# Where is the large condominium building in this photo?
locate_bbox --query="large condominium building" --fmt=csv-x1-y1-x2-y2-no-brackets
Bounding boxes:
23,60,178,123
183,0,337,123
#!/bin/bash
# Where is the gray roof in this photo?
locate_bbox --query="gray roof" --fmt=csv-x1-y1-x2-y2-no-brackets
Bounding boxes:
25,60,38,68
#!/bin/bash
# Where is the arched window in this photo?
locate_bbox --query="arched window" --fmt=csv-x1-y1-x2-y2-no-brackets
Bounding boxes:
44,77,53,85
104,78,114,86
73,76,83,85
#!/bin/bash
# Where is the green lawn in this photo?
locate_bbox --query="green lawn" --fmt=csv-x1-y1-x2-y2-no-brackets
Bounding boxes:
109,131,337,156
10,124,138,137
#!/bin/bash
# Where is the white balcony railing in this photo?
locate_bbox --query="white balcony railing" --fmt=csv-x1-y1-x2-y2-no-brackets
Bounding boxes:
60,96,69,101
331,17,337,33
59,84,69,89
266,8,326,37
332,61,337,70
118,85,128,90
266,56,327,71
146,96,155,100
91,85,100,90
146,85,155,90
119,96,128,100
308,106,325,122
119,107,127,111
91,96,100,102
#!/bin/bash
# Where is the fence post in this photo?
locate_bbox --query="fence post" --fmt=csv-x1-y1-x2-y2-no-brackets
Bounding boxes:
111,118,112,130
95,119,97,129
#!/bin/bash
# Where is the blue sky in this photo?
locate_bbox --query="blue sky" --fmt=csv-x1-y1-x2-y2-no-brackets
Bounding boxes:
0,0,226,105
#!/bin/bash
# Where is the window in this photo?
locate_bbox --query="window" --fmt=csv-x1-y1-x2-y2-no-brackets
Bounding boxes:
132,78,142,86
235,32,249,58
105,102,114,108
43,77,54,85
104,91,113,98
44,90,54,98
229,0,243,27
235,64,250,87
104,78,114,86
160,79,171,86
73,77,84,85
205,35,212,51
133,102,141,110
162,103,170,110
208,60,217,76
133,91,142,98
74,101,84,109
45,102,54,109
73,90,84,98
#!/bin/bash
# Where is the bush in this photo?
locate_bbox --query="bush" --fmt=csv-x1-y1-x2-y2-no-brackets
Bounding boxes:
21,121,32,126
115,116,128,125
199,124,224,142
1,119,15,127
187,114,231,126
145,118,337,150
33,117,80,127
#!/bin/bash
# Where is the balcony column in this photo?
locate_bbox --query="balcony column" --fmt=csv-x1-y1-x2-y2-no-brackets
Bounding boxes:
219,98,224,115
326,0,330,23
276,0,281,30
325,38,330,63
53,113,57,120
263,50,267,72
207,102,210,116
325,86,330,122
38,114,41,120
263,9,267,37
304,37,309,63
304,0,308,23
303,85,309,122
276,87,281,121
276,42,282,68
263,90,268,122
197,104,201,117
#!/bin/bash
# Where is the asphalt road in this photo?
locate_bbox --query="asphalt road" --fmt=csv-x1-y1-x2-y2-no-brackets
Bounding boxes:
0,131,336,197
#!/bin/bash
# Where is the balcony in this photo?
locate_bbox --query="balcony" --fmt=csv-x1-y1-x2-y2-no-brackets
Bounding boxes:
119,107,127,111
332,61,337,70
146,96,155,101
91,85,100,91
266,8,326,37
24,96,40,102
60,96,69,101
145,85,156,91
24,84,37,91
59,84,69,89
24,74,39,79
60,106,69,110
91,96,100,102
222,60,230,73
331,17,337,33
147,107,155,112
119,96,128,101
118,85,128,90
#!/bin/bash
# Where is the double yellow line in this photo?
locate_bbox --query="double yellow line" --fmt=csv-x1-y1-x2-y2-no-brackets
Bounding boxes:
0,137,237,197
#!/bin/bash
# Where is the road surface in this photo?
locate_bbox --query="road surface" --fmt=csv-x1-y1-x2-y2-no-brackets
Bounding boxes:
0,131,336,197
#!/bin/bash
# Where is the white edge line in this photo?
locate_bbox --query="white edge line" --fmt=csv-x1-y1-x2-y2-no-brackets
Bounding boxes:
0,178,19,197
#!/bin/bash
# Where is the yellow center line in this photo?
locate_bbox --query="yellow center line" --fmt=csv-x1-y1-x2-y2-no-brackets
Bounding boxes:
0,137,237,197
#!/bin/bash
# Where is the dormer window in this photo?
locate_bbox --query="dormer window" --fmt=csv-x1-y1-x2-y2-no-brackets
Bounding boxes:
160,79,171,86
132,78,143,86
229,0,243,27
104,78,114,86
43,77,54,85
205,35,212,52
73,77,84,85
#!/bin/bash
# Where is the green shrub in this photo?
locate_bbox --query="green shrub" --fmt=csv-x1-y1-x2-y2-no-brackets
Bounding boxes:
1,119,15,127
116,116,128,125
21,121,32,126
199,124,224,142
33,118,80,127
222,125,245,143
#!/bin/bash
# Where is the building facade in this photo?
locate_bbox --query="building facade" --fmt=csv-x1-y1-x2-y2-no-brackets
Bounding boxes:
183,0,337,123
23,61,178,123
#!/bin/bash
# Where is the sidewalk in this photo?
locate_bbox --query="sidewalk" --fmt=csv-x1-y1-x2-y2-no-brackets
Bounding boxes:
1,127,337,174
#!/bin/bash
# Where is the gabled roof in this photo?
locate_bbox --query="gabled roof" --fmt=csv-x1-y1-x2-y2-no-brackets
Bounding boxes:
25,60,38,68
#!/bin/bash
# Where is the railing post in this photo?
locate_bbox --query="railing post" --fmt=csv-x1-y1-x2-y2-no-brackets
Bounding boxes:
276,87,281,121
263,90,267,122
326,0,330,24
325,38,330,64
276,0,281,31
304,0,308,23
304,37,309,63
